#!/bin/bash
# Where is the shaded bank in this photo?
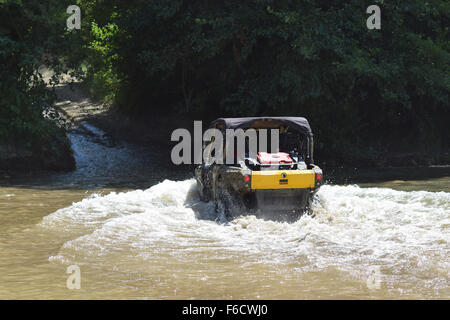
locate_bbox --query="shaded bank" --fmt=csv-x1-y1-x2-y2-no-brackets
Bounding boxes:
58,83,450,175
0,104,75,178
0,137,75,177
3,81,448,180
82,104,450,170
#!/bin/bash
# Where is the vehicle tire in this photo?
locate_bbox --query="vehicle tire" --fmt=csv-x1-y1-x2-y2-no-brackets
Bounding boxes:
215,187,233,219
198,183,208,202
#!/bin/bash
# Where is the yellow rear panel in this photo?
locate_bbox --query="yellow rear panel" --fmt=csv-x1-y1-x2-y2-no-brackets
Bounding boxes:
251,170,315,189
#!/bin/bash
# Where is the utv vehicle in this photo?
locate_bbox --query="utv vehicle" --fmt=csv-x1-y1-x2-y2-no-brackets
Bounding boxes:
195,117,323,220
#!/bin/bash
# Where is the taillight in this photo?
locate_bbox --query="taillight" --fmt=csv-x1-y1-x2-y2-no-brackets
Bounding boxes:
244,175,250,182
316,173,322,181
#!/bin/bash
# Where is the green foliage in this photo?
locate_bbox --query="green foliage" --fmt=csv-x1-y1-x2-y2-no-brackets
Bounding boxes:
84,20,120,103
4,0,447,168
0,0,75,172
70,0,122,104
79,0,448,165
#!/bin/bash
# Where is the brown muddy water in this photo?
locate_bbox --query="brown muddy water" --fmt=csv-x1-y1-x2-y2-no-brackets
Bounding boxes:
0,126,448,299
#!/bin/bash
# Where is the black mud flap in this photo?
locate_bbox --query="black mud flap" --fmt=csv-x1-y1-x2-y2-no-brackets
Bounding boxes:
254,189,310,211
253,189,312,222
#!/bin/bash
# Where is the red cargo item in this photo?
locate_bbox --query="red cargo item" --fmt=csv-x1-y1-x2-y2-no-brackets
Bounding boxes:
257,152,293,164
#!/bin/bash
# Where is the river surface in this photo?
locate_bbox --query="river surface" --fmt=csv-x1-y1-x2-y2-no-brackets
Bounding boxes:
0,126,448,299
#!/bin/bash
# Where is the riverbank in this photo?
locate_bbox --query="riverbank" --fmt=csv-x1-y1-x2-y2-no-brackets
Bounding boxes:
4,79,448,181
53,82,182,154
0,113,75,179
57,82,449,172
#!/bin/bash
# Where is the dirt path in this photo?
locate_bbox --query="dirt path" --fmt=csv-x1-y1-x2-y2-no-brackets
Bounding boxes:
51,80,182,167
54,83,106,124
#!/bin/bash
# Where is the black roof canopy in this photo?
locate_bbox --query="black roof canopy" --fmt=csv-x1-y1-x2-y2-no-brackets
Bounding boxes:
210,117,313,137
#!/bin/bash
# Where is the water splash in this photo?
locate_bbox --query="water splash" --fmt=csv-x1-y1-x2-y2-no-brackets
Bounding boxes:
39,180,450,296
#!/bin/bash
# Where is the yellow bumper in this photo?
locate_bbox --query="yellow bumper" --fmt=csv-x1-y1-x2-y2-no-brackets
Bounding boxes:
251,170,316,190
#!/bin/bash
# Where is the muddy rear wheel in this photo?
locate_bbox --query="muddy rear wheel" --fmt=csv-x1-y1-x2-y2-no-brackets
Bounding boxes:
215,188,233,219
